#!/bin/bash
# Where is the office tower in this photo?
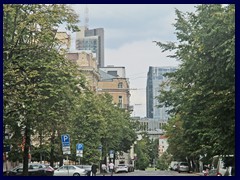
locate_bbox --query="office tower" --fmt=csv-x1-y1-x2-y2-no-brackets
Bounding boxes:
76,26,104,67
146,66,176,120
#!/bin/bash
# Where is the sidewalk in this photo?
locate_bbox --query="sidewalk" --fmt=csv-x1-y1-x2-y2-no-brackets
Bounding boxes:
195,172,204,176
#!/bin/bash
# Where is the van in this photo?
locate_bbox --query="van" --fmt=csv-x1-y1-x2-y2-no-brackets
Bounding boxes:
208,155,235,176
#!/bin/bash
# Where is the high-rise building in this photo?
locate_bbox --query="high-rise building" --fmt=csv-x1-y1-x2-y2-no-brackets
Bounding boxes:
146,66,177,119
76,26,104,67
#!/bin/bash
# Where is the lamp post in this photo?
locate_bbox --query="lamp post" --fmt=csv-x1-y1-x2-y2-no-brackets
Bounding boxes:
133,141,137,170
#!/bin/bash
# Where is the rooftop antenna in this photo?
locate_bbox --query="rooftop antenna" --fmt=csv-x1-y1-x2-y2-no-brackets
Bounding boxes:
84,4,89,29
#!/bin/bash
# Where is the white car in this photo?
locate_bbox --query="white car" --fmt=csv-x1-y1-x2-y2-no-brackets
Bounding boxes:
54,165,87,176
115,164,128,173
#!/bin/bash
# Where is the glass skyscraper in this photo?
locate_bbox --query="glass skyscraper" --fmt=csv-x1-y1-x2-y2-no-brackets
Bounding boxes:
76,26,104,67
146,66,176,120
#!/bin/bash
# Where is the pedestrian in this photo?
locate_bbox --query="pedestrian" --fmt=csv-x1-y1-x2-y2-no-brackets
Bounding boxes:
101,163,107,176
91,163,98,176
108,161,114,176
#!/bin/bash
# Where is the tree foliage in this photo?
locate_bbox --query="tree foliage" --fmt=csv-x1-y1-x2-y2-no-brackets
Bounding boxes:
3,4,137,175
155,4,235,162
156,152,172,170
135,133,150,170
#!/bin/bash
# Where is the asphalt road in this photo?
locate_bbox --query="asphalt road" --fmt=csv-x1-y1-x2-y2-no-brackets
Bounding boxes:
97,170,201,176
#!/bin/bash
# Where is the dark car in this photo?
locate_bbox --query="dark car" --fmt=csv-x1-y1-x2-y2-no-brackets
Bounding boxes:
8,163,54,176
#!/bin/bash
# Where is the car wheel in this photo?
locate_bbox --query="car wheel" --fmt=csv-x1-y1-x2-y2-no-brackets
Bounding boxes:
73,173,80,176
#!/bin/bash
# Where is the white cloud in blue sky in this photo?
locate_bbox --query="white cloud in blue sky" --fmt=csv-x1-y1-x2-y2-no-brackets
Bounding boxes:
66,4,197,117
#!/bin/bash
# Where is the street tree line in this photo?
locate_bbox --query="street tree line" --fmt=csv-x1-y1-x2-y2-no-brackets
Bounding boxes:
3,4,137,176
154,4,235,168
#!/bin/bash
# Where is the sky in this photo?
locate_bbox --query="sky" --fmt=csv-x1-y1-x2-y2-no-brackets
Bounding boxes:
65,4,197,117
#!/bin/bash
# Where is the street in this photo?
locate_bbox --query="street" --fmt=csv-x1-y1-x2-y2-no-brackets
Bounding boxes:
97,170,201,176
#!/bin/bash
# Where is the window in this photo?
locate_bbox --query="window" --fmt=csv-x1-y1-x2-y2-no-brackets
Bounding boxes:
107,71,118,77
118,96,123,108
118,82,123,88
68,166,76,170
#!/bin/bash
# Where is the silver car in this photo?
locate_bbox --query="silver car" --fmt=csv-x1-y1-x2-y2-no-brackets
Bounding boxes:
177,162,190,173
54,165,87,176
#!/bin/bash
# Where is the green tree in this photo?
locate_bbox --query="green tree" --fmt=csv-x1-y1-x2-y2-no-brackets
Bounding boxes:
3,4,81,175
155,4,235,163
156,152,172,170
135,133,150,170
68,92,136,164
148,139,159,167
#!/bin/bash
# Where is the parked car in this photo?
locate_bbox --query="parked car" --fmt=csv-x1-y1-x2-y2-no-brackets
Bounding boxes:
169,161,179,171
8,163,54,176
177,162,190,173
76,165,92,176
115,164,128,173
208,155,235,176
54,165,87,176
172,164,179,171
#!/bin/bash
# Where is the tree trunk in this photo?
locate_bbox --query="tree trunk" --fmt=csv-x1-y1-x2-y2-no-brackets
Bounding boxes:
57,130,63,167
50,130,55,167
22,123,31,176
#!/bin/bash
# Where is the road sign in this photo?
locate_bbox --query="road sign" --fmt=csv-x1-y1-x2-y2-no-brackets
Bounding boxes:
63,150,71,155
109,150,114,158
62,146,70,151
76,143,84,151
61,134,70,147
76,150,83,154
76,150,83,157
61,134,70,155
76,144,83,157
76,152,83,157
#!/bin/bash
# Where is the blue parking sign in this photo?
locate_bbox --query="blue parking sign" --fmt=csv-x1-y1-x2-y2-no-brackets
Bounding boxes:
61,134,70,147
76,143,84,150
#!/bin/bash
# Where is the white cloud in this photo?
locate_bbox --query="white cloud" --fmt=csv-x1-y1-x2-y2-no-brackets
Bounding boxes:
69,4,196,49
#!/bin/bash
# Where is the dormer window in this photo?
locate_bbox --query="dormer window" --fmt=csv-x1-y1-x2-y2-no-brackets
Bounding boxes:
118,82,123,88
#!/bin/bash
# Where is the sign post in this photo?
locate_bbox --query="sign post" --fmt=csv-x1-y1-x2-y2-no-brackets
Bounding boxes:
76,143,84,165
61,134,71,164
98,145,102,160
